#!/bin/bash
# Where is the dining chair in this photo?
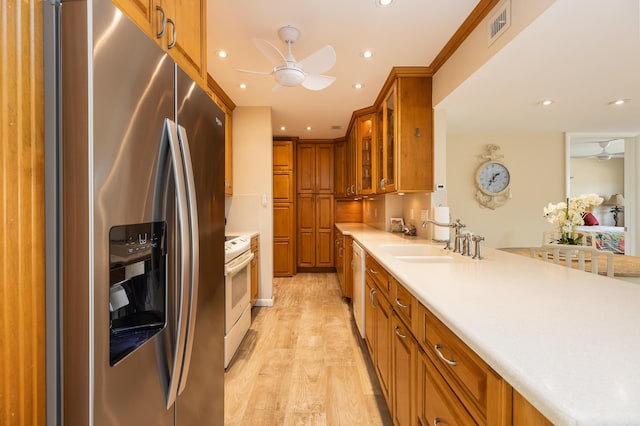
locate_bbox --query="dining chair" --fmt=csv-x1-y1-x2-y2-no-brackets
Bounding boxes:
529,243,614,277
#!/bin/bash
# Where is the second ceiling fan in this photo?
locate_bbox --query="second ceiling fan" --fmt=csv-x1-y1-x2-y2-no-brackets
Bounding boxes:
573,140,624,161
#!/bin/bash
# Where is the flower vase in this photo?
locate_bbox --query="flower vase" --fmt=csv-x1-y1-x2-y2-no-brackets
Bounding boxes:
558,231,583,246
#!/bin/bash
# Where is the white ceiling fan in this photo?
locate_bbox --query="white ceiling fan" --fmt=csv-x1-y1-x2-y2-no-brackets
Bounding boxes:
572,140,624,161
238,26,336,91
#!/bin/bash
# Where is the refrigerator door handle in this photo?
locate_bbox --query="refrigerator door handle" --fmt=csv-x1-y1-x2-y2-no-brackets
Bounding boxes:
164,118,191,409
175,125,200,395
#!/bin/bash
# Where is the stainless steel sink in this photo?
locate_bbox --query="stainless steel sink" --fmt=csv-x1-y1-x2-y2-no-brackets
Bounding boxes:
394,255,454,263
379,243,453,263
379,243,447,257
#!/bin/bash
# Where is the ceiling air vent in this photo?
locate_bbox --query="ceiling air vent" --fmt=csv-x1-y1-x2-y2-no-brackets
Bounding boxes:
488,0,511,46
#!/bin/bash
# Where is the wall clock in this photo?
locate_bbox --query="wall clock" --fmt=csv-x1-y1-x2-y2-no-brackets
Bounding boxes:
475,144,512,209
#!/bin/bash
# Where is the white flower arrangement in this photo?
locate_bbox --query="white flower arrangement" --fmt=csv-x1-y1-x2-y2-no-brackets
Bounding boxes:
543,193,603,244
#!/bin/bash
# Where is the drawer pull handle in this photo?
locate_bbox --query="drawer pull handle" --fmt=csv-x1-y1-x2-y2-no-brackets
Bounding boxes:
434,344,457,366
433,417,441,426
395,298,408,309
394,326,407,339
369,268,378,274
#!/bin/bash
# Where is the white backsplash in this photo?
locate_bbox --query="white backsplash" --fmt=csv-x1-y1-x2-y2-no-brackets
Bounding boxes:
361,191,449,240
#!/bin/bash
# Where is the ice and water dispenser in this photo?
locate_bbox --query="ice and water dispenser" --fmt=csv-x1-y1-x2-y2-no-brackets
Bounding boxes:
109,222,166,365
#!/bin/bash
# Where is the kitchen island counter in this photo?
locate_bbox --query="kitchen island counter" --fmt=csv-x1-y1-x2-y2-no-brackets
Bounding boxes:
336,223,640,426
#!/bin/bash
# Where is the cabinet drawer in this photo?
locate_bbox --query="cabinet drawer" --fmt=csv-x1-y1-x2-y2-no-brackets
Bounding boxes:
365,253,390,299
420,306,491,424
422,351,477,426
392,279,416,331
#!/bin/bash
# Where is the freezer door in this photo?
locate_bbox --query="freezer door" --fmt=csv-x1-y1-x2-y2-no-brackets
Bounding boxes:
174,68,226,424
59,0,176,424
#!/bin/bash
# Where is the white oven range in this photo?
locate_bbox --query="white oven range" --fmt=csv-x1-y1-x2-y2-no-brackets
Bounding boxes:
224,234,254,368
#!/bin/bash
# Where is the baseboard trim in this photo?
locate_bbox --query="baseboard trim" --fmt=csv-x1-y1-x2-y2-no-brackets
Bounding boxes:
254,297,274,307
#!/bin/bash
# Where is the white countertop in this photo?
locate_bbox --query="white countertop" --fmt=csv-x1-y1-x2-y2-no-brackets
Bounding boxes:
225,230,259,239
336,223,640,426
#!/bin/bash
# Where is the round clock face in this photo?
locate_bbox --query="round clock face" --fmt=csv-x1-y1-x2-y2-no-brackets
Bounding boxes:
477,161,510,194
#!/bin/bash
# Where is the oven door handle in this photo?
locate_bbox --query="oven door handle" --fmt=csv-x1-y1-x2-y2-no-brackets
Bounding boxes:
226,251,254,275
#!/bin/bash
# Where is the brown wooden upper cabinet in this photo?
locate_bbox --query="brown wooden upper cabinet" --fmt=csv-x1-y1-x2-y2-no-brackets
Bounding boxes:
273,140,295,203
112,0,205,81
333,138,347,198
357,112,376,195
381,71,434,193
346,125,358,196
377,85,396,193
334,68,434,199
273,139,295,171
297,143,334,194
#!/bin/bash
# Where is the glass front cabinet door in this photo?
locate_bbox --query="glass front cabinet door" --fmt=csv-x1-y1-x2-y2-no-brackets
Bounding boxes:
357,113,376,195
377,84,396,193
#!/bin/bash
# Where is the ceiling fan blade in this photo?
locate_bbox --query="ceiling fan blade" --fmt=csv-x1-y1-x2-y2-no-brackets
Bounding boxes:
298,45,336,75
253,38,287,67
272,83,286,92
301,74,336,91
236,68,273,75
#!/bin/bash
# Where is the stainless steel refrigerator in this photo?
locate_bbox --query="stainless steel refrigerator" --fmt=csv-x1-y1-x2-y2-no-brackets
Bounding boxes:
48,0,225,423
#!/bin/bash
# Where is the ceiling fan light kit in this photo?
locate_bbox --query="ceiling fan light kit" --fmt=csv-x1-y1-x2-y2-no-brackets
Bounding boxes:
275,65,305,87
238,25,336,91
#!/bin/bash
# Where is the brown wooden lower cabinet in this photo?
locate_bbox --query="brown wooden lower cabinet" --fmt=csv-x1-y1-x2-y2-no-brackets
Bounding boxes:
391,312,416,426
297,193,334,268
250,235,259,305
364,273,392,408
361,255,545,426
374,292,392,407
513,390,553,426
273,203,294,276
334,228,353,298
419,349,477,425
335,230,345,289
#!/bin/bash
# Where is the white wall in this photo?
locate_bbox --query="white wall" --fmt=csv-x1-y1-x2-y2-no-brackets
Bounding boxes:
570,157,624,226
429,0,560,249
624,137,639,255
225,106,274,305
433,0,556,105
570,158,624,198
446,132,565,248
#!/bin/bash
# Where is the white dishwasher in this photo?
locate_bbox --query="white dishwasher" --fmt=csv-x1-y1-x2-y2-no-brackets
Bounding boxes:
352,240,366,338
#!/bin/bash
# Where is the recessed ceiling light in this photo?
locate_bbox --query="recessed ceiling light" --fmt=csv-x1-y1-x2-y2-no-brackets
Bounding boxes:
306,126,312,131
608,99,630,106
375,0,394,7
239,83,247,89
361,50,373,59
216,50,228,59
539,100,554,106
280,126,286,131
353,83,363,89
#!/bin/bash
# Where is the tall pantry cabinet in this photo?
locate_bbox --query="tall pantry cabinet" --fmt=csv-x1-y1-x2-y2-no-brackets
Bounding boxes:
296,142,334,268
273,139,296,277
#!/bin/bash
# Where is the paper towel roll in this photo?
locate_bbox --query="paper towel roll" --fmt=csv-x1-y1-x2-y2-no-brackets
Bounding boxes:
432,206,450,241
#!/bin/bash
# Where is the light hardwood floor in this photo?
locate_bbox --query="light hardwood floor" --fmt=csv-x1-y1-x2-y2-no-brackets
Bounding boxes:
225,273,392,425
